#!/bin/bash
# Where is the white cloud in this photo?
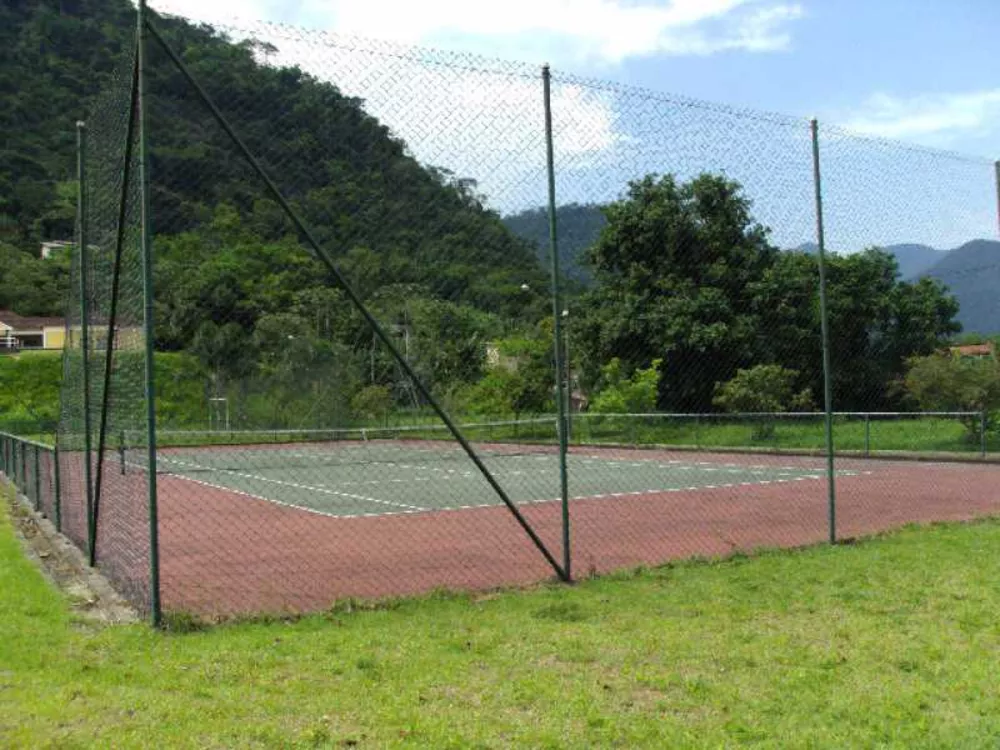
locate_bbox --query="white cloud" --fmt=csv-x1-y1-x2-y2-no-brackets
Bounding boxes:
242,31,620,210
151,0,803,64
144,0,802,212
842,89,1000,142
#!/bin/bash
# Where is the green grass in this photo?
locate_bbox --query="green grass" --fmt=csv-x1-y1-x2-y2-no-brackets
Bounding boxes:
3,500,1000,747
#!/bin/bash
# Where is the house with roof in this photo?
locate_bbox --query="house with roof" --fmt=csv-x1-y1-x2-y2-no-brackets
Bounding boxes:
948,342,995,360
0,311,65,352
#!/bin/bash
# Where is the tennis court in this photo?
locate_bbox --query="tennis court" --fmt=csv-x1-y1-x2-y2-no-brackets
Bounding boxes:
68,423,995,616
143,430,857,519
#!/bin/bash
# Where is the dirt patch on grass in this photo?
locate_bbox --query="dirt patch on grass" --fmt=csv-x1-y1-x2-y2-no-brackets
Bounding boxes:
4,480,137,625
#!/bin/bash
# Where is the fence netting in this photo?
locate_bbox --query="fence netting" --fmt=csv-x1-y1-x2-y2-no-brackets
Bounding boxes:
820,128,999,539
56,32,155,616
137,11,569,616
7,2,990,622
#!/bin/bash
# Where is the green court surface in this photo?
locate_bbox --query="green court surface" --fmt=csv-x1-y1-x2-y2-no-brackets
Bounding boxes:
148,441,848,519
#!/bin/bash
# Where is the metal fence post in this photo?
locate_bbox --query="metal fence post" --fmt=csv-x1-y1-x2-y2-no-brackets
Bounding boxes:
76,120,96,562
53,445,62,532
138,0,162,627
542,64,572,582
980,410,987,458
810,119,837,544
864,413,870,457
33,445,41,511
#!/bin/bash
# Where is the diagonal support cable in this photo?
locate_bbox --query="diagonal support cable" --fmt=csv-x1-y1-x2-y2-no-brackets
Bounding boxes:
90,49,141,565
144,17,568,582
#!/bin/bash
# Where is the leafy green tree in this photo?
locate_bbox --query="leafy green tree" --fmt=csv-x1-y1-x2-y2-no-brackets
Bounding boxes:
712,365,813,441
576,173,777,412
190,320,257,394
590,358,660,414
350,385,393,424
575,173,962,414
0,242,69,316
456,332,554,418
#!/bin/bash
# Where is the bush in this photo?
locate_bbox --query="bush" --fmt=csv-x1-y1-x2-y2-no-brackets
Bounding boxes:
713,364,813,440
590,358,659,414
350,385,393,424
904,353,1000,441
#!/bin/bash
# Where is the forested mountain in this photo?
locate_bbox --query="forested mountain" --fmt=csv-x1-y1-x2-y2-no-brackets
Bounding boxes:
503,203,606,284
1,0,549,317
794,242,947,278
888,244,948,279
921,240,1000,334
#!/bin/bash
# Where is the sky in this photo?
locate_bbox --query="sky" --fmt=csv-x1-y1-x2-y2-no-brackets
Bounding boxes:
148,0,1000,249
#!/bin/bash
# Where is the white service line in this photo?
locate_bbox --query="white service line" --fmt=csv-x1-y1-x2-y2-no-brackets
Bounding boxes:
158,456,428,513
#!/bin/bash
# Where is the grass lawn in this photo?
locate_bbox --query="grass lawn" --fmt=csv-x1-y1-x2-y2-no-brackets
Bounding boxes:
3,501,1000,747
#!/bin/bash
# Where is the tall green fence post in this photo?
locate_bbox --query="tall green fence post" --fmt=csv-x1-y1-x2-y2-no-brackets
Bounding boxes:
980,411,987,458
138,0,162,627
19,441,26,492
542,64,572,582
810,119,837,544
76,120,96,561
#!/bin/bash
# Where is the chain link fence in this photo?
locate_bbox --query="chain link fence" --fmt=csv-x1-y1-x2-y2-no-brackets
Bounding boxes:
4,2,994,623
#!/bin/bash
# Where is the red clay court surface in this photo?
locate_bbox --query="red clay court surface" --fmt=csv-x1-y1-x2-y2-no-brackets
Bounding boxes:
129,446,1000,617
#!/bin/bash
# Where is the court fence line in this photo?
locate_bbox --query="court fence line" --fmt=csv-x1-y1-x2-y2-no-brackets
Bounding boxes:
27,2,1000,623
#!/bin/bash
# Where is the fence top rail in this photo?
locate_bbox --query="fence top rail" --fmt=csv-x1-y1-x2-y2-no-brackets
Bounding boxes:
0,432,55,451
138,416,561,440
572,411,983,419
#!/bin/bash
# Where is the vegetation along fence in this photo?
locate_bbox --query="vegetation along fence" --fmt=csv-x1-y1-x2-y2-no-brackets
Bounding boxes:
4,0,1000,624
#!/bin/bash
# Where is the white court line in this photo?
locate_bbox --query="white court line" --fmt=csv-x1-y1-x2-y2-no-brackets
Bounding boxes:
149,453,866,521
157,455,429,513
305,469,841,520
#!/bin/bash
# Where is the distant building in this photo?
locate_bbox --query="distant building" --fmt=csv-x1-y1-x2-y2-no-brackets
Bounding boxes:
949,342,995,360
0,311,65,351
485,341,522,372
39,240,72,259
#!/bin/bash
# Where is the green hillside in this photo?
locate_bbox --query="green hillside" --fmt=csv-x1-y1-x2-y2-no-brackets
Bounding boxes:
0,351,208,435
503,203,607,285
1,0,556,426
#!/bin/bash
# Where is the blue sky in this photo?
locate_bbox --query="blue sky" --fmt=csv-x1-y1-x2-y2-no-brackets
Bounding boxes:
157,0,1000,157
152,0,999,249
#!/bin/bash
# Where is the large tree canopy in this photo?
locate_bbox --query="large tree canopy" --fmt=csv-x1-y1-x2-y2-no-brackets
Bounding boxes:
574,173,960,412
575,174,778,412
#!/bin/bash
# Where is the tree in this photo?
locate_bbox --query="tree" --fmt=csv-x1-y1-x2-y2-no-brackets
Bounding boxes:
0,242,69,316
589,358,660,414
903,353,1000,440
575,173,778,412
350,385,393,424
574,173,962,414
713,365,813,413
456,332,554,418
713,364,812,439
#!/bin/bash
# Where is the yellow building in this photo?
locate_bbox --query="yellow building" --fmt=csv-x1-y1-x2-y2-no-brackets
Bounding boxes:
0,311,65,351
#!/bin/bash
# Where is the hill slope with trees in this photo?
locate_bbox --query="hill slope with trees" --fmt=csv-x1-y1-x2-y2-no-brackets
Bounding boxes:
1,0,970,427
